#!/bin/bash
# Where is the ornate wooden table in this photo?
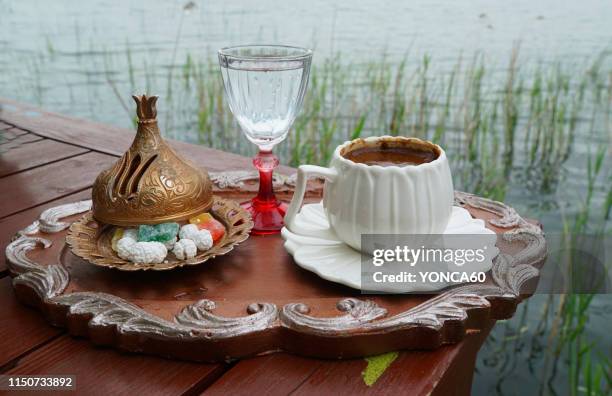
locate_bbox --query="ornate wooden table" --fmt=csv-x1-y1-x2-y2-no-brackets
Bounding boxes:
0,98,545,395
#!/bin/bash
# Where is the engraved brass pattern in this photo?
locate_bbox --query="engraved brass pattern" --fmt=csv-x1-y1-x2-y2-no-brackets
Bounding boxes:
92,95,213,226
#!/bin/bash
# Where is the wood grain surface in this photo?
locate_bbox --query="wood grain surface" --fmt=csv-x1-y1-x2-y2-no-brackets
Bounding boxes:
4,336,226,396
0,138,88,177
0,152,114,218
0,277,62,370
0,190,92,273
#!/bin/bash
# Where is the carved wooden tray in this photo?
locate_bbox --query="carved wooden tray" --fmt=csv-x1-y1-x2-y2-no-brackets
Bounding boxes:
5,171,546,362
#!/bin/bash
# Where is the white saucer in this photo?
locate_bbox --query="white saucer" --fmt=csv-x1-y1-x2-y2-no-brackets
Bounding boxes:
281,203,499,292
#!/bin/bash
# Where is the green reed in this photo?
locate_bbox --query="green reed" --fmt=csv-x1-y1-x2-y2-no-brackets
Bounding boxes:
477,142,611,395
559,146,611,396
146,48,609,207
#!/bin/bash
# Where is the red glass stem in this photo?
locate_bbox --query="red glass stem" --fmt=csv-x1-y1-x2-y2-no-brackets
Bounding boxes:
242,149,287,235
252,150,280,206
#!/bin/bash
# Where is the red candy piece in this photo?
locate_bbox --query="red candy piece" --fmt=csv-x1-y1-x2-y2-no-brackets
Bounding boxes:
197,218,225,243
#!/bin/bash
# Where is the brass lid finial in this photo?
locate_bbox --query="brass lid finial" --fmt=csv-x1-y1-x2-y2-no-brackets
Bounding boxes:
132,94,158,121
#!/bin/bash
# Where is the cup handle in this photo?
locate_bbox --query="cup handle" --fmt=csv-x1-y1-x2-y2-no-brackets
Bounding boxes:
285,164,338,237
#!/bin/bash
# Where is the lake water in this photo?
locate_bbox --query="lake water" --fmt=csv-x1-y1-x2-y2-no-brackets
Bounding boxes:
1,0,611,394
1,0,611,126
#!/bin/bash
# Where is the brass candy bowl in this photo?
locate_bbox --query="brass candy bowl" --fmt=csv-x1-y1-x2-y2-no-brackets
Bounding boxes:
67,94,252,271
67,197,253,271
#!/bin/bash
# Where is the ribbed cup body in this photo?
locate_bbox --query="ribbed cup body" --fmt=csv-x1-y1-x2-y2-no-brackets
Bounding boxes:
323,138,454,251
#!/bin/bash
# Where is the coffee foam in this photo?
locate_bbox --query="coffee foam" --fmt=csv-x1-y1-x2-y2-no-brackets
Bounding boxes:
340,136,441,161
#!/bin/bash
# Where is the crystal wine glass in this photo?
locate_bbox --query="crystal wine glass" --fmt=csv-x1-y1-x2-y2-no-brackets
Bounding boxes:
218,45,312,235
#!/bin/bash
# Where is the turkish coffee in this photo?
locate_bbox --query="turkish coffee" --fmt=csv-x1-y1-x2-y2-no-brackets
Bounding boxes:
342,139,438,167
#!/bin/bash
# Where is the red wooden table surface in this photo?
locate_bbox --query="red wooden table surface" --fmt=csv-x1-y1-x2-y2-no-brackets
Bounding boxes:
0,98,493,395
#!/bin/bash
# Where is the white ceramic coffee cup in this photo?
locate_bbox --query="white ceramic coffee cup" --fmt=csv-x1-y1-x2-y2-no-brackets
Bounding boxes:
285,136,454,251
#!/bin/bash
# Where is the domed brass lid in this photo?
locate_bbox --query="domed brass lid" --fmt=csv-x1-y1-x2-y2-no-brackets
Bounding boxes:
92,94,213,226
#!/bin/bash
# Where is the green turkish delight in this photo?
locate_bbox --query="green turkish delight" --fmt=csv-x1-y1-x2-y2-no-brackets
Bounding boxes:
137,222,179,244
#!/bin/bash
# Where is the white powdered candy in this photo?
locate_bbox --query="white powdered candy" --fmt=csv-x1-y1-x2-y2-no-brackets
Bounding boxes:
173,238,197,260
116,237,167,264
179,224,213,251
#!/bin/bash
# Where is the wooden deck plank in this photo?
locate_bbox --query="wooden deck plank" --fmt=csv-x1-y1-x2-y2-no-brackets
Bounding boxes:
204,324,493,396
0,277,63,370
0,133,43,151
0,97,294,175
5,336,227,396
0,152,115,218
0,127,28,141
290,325,494,396
0,189,92,273
202,354,324,395
0,121,14,130
0,138,89,177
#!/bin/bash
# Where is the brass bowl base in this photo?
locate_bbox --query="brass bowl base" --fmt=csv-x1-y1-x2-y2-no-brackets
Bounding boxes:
67,196,253,271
